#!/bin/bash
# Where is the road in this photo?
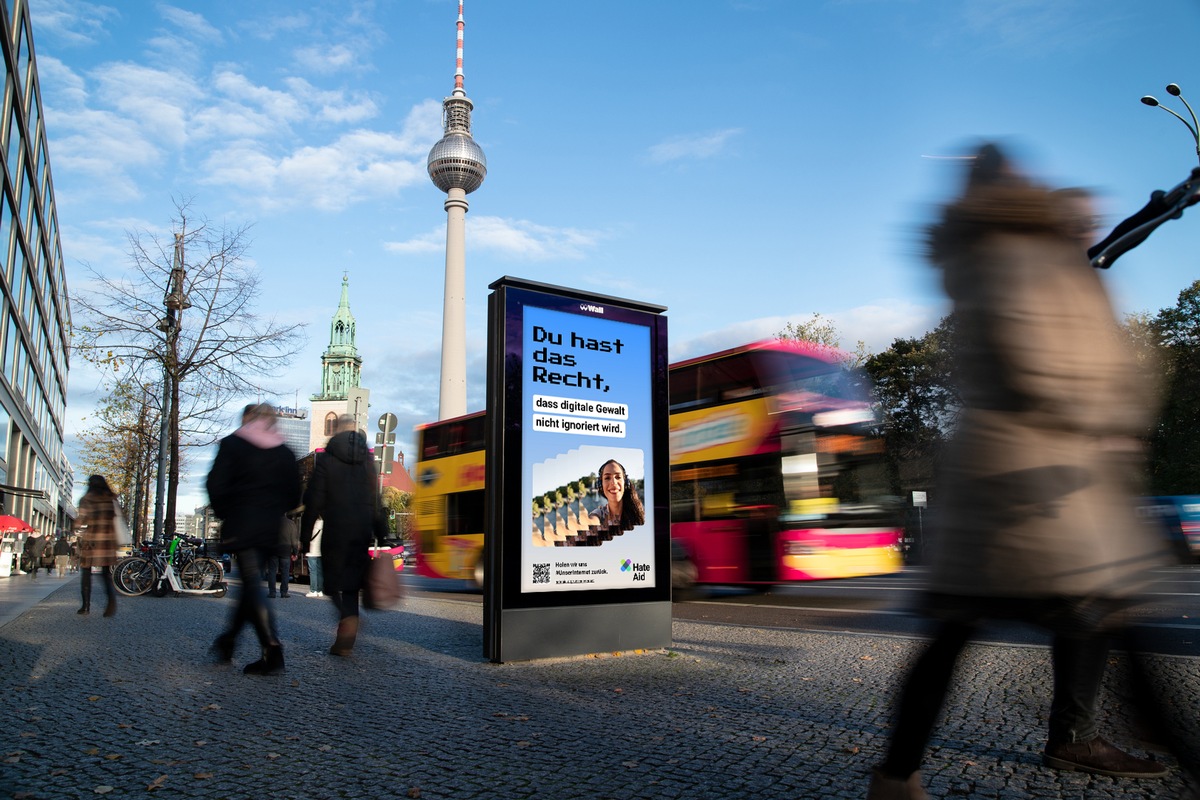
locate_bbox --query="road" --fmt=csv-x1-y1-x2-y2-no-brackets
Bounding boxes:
414,565,1200,656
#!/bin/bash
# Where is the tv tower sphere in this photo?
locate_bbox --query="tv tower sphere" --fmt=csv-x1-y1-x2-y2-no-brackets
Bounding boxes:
428,131,487,194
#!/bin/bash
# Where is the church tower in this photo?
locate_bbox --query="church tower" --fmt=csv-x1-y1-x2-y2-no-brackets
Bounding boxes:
309,274,369,450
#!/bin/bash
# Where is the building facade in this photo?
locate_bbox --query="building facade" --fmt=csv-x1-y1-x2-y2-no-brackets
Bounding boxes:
0,2,72,534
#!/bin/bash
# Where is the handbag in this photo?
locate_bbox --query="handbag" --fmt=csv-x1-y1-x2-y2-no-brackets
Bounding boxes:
363,553,402,610
112,500,131,546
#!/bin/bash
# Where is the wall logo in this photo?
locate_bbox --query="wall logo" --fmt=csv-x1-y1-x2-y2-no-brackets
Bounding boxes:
579,303,605,314
620,559,650,581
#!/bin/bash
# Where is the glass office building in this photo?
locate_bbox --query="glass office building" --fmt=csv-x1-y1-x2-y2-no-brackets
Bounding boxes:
0,1,72,533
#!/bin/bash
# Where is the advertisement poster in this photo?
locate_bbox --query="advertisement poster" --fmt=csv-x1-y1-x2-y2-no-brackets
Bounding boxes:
520,305,655,592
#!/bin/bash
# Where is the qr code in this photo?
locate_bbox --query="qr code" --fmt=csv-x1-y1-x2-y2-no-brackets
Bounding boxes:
532,563,550,584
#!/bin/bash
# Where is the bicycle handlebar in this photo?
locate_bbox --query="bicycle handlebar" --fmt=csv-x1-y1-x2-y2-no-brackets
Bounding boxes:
1089,167,1200,269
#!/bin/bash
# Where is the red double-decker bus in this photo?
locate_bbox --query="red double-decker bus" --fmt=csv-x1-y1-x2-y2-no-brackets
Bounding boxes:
412,340,902,588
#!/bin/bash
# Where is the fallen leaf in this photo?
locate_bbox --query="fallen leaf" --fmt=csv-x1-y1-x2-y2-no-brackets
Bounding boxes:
87,696,101,702
318,745,332,752
137,740,160,746
200,704,221,711
84,748,100,756
752,736,767,742
844,746,860,754
19,732,36,738
117,723,131,729
861,655,874,661
104,754,122,761
147,775,167,791
407,789,421,799
93,787,114,795
194,741,207,747
194,773,214,780
267,753,281,760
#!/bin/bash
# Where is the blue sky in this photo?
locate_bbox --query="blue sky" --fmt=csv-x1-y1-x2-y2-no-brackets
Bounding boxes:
32,0,1200,509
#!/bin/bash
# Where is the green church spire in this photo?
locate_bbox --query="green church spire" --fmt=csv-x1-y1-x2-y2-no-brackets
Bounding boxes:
312,273,362,401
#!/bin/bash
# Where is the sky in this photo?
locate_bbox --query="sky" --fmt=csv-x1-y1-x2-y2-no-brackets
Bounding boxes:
30,0,1200,511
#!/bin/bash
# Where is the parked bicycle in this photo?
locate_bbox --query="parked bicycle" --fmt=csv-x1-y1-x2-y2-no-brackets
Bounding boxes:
113,535,227,597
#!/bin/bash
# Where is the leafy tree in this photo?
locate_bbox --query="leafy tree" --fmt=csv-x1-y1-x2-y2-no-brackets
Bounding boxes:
76,377,161,543
863,315,960,495
1148,280,1200,494
72,201,306,540
381,486,412,538
778,312,869,367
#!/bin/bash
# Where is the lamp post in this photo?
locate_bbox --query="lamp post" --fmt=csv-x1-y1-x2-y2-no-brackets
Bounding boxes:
1141,83,1200,165
151,234,189,545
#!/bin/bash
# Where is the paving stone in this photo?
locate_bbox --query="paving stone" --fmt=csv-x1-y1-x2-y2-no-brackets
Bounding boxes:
0,585,1194,798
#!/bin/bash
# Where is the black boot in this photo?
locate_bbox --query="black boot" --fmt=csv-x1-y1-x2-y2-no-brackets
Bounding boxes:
211,634,235,663
243,643,285,675
79,576,91,614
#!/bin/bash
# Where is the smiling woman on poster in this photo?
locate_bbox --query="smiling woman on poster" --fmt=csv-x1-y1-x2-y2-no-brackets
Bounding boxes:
591,459,645,532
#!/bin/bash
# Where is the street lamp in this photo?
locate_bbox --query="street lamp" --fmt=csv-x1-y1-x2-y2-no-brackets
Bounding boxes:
1141,83,1200,165
152,234,190,544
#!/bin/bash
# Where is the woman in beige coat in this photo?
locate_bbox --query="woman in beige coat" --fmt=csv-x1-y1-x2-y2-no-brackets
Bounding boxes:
868,145,1180,799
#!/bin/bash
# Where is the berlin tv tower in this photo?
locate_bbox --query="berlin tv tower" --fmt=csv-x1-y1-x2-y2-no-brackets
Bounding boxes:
428,0,486,420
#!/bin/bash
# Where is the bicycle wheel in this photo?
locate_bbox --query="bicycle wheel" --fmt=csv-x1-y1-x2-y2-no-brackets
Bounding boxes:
180,557,223,591
115,557,156,596
111,556,138,595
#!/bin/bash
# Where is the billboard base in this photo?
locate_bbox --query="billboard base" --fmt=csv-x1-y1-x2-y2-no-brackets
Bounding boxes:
490,601,671,663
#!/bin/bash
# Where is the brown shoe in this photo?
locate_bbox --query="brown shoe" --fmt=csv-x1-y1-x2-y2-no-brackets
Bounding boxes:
1043,737,1169,778
330,616,359,657
866,768,928,800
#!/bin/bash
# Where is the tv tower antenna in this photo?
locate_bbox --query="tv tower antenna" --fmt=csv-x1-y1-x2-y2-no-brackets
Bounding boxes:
428,0,487,420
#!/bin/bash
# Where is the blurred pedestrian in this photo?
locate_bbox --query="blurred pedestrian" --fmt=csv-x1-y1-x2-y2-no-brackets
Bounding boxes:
266,512,300,598
304,517,324,598
301,414,388,656
53,534,71,577
207,403,302,675
867,143,1187,799
24,532,45,579
74,475,121,617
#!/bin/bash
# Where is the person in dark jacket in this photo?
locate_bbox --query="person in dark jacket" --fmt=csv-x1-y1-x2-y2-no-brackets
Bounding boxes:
206,404,302,675
301,414,388,656
265,513,300,598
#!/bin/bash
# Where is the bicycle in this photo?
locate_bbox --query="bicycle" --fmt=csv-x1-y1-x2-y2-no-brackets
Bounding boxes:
114,535,227,597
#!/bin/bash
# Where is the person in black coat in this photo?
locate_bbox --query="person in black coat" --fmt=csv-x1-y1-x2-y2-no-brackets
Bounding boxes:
206,404,302,675
301,414,387,656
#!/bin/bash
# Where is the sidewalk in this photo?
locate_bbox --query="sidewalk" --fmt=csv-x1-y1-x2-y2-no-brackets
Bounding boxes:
0,569,76,627
0,579,1194,799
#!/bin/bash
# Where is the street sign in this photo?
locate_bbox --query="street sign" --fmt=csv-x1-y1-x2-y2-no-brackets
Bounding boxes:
378,412,398,433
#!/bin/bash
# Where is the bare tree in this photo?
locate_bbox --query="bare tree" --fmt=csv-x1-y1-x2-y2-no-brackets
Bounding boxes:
73,200,307,539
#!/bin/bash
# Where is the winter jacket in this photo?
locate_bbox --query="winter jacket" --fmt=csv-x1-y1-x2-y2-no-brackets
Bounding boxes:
75,494,119,568
206,419,302,554
925,144,1170,600
300,430,387,594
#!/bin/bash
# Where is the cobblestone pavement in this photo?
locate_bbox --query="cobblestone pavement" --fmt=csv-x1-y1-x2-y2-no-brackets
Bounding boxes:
0,583,1195,799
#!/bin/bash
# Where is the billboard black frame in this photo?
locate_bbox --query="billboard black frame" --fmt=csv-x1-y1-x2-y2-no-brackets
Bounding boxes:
484,276,670,662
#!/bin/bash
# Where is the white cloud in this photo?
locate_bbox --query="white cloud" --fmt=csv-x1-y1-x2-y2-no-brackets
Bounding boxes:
647,128,743,164
159,5,223,44
384,216,607,261
29,0,119,47
294,43,360,74
669,299,943,363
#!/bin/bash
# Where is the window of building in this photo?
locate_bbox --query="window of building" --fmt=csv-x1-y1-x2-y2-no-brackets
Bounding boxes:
6,108,21,192
324,412,337,436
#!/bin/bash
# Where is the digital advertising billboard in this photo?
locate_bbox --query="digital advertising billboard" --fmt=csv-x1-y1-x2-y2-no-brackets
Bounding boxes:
484,277,670,662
